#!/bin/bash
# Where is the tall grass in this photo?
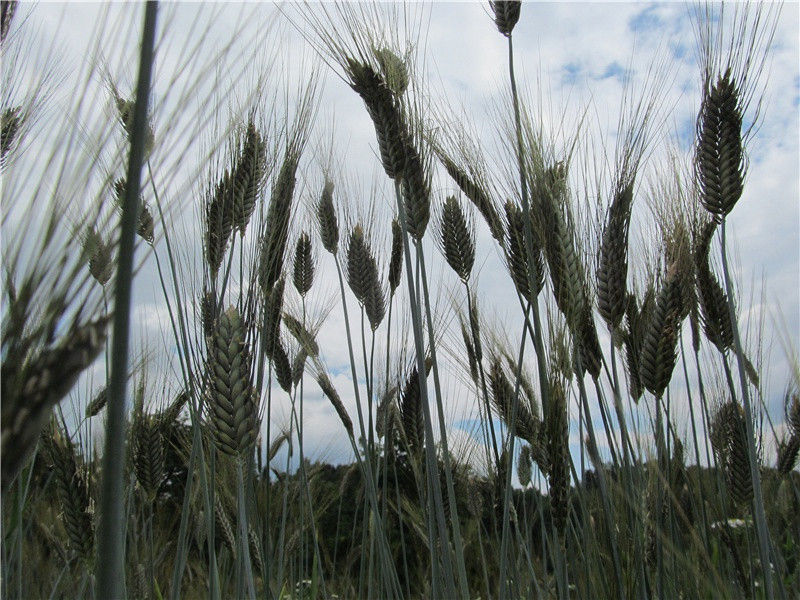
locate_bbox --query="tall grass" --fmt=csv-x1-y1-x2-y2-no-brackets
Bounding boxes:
2,2,798,599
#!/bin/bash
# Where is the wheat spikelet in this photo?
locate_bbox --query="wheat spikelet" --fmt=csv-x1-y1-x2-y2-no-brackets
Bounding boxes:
400,145,431,241
272,338,293,393
488,357,539,446
0,1,16,45
622,289,652,402
777,434,799,476
200,288,218,341
468,292,483,364
158,389,189,429
262,276,285,359
437,195,475,283
546,376,570,535
85,386,108,418
205,166,235,276
41,422,94,560
399,362,425,458
316,371,353,436
788,392,800,435
215,496,236,557
232,119,267,235
292,231,315,297
1,105,21,166
504,200,543,302
597,181,634,329
536,164,601,377
282,312,319,358
131,410,165,501
82,226,113,286
292,347,308,387
694,221,734,351
459,319,479,383
113,178,154,244
259,151,298,291
438,152,504,242
1,315,109,491
111,84,154,156
500,352,539,421
374,47,409,97
317,178,339,255
387,218,403,294
346,58,409,179
490,1,521,36
206,306,259,457
695,69,744,221
345,224,385,330
517,444,532,487
640,267,684,398
712,400,753,506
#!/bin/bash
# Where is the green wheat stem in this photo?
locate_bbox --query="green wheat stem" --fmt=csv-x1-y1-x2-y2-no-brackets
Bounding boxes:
95,3,157,596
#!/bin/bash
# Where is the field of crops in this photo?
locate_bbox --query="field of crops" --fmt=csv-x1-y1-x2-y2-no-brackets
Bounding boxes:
1,2,799,598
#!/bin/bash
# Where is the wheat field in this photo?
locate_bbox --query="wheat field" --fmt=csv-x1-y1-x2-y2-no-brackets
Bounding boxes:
1,1,799,598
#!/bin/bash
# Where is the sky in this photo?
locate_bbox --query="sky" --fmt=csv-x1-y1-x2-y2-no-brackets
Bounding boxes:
3,2,798,480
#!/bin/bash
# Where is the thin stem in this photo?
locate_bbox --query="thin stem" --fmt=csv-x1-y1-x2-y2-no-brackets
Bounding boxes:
96,4,157,596
719,221,778,598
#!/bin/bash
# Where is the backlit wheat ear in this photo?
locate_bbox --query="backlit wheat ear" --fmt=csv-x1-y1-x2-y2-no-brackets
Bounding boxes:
259,150,298,292
597,181,634,330
317,178,339,255
622,290,654,402
232,119,267,235
159,389,189,428
437,152,504,243
694,220,734,351
111,83,154,156
490,1,521,37
640,266,684,399
206,306,259,457
345,224,385,330
1,105,21,166
546,375,570,536
346,58,409,179
262,276,285,359
712,400,753,506
131,410,165,502
316,370,353,436
293,231,315,297
517,444,532,487
488,357,539,446
437,195,475,283
400,140,431,241
282,312,319,358
1,315,109,492
114,178,154,244
82,226,114,286
41,421,94,561
504,199,543,301
777,434,799,476
0,1,16,45
537,164,601,377
85,386,108,418
374,47,409,97
459,319,479,383
789,392,800,435
695,69,745,222
387,218,403,294
205,164,236,276
399,359,431,458
200,288,218,341
272,338,293,393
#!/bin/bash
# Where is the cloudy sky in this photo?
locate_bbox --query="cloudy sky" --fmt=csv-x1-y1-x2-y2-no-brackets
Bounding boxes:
4,2,798,476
